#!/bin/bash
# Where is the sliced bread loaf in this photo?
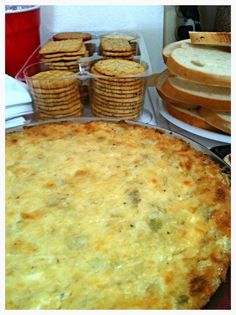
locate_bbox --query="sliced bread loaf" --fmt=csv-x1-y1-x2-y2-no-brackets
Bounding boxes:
199,108,231,134
166,74,231,111
189,32,231,47
165,103,220,132
162,39,190,63
167,44,231,87
155,70,199,109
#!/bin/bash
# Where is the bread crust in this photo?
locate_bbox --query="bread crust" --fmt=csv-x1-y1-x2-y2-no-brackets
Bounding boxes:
189,32,231,47
165,75,231,111
199,108,231,134
165,103,221,132
155,71,198,109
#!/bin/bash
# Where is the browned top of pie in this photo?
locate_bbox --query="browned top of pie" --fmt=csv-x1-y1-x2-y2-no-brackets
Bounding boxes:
6,121,230,309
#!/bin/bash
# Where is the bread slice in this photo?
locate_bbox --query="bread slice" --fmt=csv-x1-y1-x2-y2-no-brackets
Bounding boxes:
167,44,231,87
166,74,231,112
155,70,199,109
189,32,231,47
199,108,231,134
162,39,190,63
165,102,221,132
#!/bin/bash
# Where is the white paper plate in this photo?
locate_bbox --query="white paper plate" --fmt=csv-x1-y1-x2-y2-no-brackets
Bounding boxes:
5,103,33,120
159,103,231,144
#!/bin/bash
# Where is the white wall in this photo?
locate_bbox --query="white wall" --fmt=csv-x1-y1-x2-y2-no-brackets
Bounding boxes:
40,5,166,73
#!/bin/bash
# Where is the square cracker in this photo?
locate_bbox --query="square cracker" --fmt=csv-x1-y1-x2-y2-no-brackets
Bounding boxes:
53,32,92,41
41,43,87,58
29,70,77,89
39,39,83,55
101,38,132,52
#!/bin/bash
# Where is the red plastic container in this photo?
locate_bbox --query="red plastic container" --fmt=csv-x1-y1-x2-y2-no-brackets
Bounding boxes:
5,5,41,77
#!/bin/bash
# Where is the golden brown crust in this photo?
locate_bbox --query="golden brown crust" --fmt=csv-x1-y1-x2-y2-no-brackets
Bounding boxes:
199,108,231,134
165,76,231,111
156,70,231,112
189,32,231,47
165,103,221,132
155,71,199,109
6,121,230,310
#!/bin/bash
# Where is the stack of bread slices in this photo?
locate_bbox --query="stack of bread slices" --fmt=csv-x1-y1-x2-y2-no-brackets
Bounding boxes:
156,32,231,134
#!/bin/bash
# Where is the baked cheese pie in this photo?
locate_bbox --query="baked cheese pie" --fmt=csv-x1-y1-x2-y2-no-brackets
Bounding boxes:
6,121,230,309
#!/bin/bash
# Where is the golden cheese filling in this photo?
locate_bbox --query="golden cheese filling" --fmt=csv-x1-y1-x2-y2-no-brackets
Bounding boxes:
6,121,230,309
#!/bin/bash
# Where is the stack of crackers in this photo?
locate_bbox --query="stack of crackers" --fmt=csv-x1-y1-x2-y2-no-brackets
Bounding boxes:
102,34,137,55
39,39,89,72
27,70,83,119
100,38,133,60
53,31,92,42
129,40,138,55
90,59,146,119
